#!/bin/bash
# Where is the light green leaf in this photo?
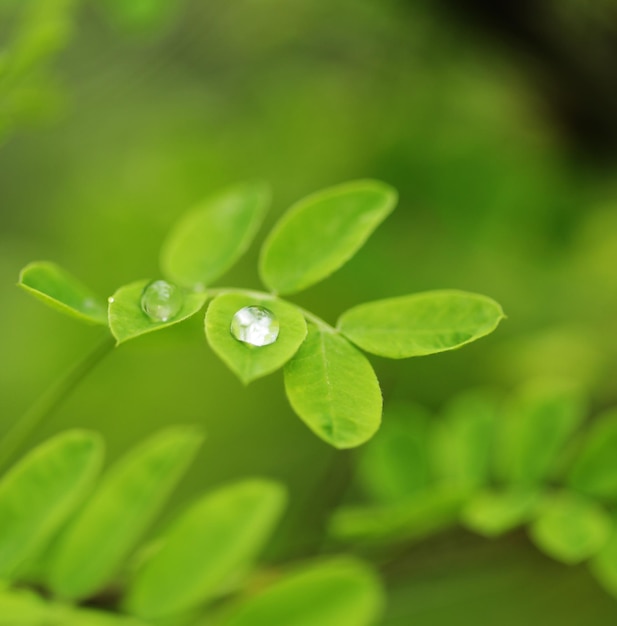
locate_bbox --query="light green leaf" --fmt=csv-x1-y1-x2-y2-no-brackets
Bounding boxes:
0,586,59,624
161,181,270,290
108,279,208,345
462,489,541,538
205,291,307,384
284,324,382,449
432,389,498,490
529,492,611,564
19,261,108,325
590,527,617,599
48,427,203,600
568,408,617,500
496,381,586,487
357,404,432,505
338,290,504,359
124,479,287,620
222,558,384,626
259,180,397,295
0,430,104,579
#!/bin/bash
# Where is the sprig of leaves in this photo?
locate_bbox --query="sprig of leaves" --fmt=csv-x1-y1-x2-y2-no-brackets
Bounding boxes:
18,180,504,448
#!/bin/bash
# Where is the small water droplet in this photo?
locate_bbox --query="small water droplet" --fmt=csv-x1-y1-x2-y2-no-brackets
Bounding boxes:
108,296,115,304
231,306,279,347
141,280,184,322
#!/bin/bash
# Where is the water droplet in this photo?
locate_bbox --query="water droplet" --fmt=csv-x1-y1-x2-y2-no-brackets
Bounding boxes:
141,280,184,322
231,306,279,347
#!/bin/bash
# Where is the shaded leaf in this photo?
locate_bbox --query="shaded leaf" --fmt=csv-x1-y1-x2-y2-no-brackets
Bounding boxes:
108,279,207,345
284,324,382,449
222,558,384,626
161,181,270,290
19,261,108,325
590,527,617,599
338,290,504,359
124,479,287,619
205,291,307,384
48,427,203,600
0,431,104,579
259,180,396,295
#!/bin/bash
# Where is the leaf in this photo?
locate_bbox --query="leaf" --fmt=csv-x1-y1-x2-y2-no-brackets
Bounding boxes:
259,180,397,295
284,324,382,449
462,489,541,538
496,381,586,487
124,479,287,620
48,427,204,600
357,404,432,505
337,290,504,359
161,181,270,290
108,279,208,345
221,558,384,626
529,492,611,564
590,527,617,599
0,586,59,624
19,261,108,325
205,291,307,384
568,408,617,501
0,430,104,579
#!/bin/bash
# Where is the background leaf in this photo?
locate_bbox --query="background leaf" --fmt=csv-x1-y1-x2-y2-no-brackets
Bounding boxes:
0,430,104,579
108,279,207,345
19,261,108,325
259,179,397,295
124,479,287,619
221,558,384,626
161,181,270,290
338,290,504,359
284,324,382,449
590,527,617,598
48,427,203,600
205,291,307,384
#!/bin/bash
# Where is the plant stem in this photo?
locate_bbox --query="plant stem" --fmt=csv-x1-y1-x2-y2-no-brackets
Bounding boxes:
0,332,115,473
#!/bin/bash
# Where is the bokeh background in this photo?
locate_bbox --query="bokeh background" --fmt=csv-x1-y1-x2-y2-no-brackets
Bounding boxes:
2,1,617,623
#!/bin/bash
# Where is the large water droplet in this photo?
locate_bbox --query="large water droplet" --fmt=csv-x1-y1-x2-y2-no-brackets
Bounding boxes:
141,280,184,322
231,305,279,347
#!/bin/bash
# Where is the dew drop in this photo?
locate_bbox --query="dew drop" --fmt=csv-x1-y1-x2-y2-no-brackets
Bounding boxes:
231,306,279,347
141,280,184,322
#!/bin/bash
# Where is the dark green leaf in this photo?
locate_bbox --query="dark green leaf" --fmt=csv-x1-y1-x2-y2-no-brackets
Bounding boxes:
284,324,382,449
590,527,617,599
259,180,397,295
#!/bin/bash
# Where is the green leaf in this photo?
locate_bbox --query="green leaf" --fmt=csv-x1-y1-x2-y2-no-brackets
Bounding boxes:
221,558,384,626
259,180,397,295
338,290,504,359
0,430,104,579
357,404,432,505
284,324,382,449
18,261,108,325
0,586,59,624
462,489,541,538
568,408,617,500
590,527,617,599
48,427,203,600
124,479,287,620
108,279,208,345
205,291,307,384
496,382,586,487
161,181,270,290
529,492,611,564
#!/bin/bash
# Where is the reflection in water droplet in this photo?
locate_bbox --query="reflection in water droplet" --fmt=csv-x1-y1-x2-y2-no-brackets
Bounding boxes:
231,306,279,347
141,280,184,322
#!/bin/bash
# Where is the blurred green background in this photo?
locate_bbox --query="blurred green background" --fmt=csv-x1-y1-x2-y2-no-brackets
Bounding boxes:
2,0,617,623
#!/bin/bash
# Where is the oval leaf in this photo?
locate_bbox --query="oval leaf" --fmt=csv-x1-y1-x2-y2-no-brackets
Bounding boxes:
205,291,307,384
259,180,397,295
19,261,108,325
124,479,287,619
48,427,204,600
161,181,270,290
529,492,611,564
338,290,504,359
222,558,384,626
284,324,382,449
0,430,104,578
109,279,208,345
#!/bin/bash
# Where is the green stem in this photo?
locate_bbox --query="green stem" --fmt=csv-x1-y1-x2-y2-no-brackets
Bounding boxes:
0,333,115,473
